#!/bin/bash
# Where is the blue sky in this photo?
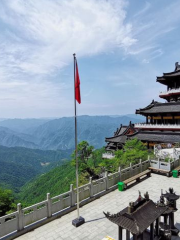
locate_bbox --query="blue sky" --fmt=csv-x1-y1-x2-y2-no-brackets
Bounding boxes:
0,0,180,118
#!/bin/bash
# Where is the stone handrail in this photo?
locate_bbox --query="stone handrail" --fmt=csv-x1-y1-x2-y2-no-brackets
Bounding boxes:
149,158,180,171
0,158,151,240
135,123,180,129
102,153,115,159
159,88,180,96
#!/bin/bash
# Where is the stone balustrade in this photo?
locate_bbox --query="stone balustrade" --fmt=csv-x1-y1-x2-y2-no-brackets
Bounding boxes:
149,158,180,171
134,123,180,129
159,88,180,96
102,153,115,159
0,159,151,240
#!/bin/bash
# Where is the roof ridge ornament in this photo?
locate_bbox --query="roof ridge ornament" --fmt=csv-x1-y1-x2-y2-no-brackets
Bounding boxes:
175,62,180,71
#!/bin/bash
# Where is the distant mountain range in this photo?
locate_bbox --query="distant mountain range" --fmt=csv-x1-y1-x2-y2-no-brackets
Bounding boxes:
0,126,38,148
0,118,50,133
0,115,144,150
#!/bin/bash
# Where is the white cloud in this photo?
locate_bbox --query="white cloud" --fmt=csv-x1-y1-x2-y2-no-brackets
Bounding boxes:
0,0,137,117
0,0,180,117
133,2,151,18
0,0,135,76
126,1,180,61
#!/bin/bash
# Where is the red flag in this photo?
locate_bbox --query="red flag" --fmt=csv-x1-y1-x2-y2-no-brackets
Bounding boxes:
75,61,81,104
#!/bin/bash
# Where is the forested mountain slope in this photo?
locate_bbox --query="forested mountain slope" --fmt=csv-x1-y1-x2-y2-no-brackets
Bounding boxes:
18,162,75,205
0,145,72,191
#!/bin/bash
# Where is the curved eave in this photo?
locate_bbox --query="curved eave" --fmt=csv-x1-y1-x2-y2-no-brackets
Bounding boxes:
136,102,180,114
136,110,148,116
136,101,161,116
163,70,180,76
106,125,137,143
156,77,171,86
131,131,180,142
105,135,127,143
157,71,180,85
106,131,139,143
104,212,139,235
107,131,180,144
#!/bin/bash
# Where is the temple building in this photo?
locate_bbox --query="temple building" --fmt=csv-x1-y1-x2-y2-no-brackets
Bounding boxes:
105,62,180,150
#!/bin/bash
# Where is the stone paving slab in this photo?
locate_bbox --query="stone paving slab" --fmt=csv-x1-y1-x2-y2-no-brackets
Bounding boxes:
15,174,180,240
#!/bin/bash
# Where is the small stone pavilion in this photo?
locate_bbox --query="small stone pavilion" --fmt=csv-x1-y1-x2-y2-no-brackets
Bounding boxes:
104,189,179,240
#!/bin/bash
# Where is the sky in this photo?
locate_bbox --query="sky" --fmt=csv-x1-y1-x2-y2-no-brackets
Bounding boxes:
0,0,180,118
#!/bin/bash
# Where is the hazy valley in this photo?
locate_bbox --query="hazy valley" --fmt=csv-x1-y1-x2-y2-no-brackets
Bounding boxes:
0,114,144,205
0,115,144,150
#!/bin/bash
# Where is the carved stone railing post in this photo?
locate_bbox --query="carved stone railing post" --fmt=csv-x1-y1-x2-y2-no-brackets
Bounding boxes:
158,158,160,169
47,193,52,218
70,184,75,207
118,166,121,182
139,159,142,173
89,177,93,198
105,171,108,191
17,203,24,231
168,159,171,171
148,155,151,168
130,163,132,177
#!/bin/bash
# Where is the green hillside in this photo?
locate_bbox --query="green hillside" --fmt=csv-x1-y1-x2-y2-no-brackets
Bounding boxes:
0,161,37,191
18,162,75,205
17,138,150,206
0,146,72,191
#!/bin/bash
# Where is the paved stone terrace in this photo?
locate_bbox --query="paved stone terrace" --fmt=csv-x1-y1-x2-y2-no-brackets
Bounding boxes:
16,174,180,240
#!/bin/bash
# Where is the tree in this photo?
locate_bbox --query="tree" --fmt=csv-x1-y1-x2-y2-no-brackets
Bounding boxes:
0,187,15,216
114,138,149,169
71,141,95,177
122,138,148,164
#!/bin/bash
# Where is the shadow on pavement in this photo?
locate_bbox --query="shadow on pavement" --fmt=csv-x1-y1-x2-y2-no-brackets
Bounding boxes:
85,216,106,223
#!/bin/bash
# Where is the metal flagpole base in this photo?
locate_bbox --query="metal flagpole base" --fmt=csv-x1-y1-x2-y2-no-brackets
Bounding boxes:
72,216,85,227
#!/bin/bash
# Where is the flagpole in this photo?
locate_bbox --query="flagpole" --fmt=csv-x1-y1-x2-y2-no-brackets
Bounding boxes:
72,53,85,227
73,53,80,219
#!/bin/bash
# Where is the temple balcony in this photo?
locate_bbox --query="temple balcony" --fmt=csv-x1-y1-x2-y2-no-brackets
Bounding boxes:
134,123,180,129
1,158,180,240
5,172,180,240
159,88,180,97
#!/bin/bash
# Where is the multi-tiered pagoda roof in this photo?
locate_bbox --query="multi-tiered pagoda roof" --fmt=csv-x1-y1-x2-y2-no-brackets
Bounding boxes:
105,62,180,150
136,101,180,115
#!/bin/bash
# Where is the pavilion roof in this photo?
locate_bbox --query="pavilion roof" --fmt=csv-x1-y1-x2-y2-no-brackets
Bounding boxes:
136,101,180,115
115,126,127,136
105,123,137,143
106,129,180,144
163,190,179,201
156,62,180,86
134,131,180,143
104,200,167,235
